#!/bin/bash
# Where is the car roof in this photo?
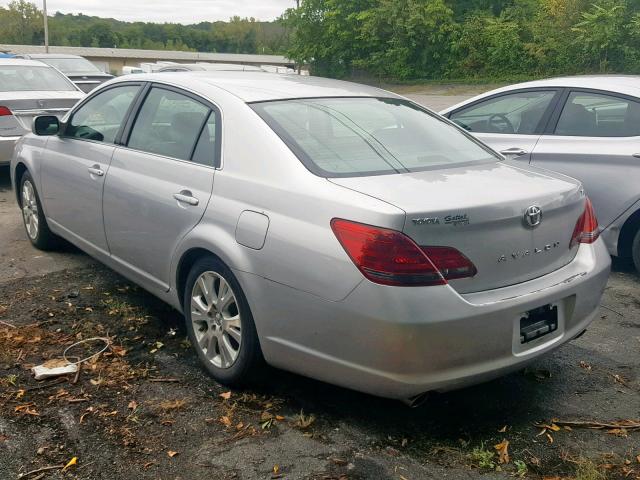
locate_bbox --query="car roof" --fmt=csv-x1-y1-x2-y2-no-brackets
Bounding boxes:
118,71,400,103
442,75,640,113
0,58,53,67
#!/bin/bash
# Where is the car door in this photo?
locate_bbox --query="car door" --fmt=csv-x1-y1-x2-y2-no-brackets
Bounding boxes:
102,84,219,291
446,89,561,162
530,89,640,229
41,83,143,254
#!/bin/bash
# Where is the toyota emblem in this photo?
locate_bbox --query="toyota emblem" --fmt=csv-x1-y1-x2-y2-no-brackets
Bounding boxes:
523,205,542,228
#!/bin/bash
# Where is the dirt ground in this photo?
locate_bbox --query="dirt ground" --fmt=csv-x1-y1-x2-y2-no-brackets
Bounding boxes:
1,88,639,480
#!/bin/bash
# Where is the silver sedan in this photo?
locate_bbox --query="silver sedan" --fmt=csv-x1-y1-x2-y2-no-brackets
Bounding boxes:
441,76,640,271
10,73,610,402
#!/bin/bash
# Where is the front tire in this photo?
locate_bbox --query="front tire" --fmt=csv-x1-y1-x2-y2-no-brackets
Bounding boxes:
19,171,60,250
183,256,263,386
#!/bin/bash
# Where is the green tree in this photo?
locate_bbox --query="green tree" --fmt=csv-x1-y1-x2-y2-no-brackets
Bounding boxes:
572,0,628,71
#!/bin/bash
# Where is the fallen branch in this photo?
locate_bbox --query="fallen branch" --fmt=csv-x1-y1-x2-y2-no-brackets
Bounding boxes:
17,464,64,479
148,377,180,383
0,320,16,328
537,419,640,432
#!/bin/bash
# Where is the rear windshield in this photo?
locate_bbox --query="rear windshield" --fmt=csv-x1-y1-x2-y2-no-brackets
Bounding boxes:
251,97,498,177
0,65,76,92
42,57,101,73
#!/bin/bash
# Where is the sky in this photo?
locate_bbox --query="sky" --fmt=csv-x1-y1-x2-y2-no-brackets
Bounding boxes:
0,0,296,24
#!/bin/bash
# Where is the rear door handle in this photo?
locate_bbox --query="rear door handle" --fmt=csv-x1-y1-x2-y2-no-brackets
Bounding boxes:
87,165,104,177
500,147,528,157
173,191,199,206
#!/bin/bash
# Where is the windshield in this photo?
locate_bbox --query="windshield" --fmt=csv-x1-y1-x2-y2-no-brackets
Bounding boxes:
252,97,499,177
42,57,101,73
0,65,77,92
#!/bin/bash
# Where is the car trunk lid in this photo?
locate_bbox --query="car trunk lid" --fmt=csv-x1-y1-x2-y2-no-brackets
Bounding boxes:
0,91,83,136
329,162,585,293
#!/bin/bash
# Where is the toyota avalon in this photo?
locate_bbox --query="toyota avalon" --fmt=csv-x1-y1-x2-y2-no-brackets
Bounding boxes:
10,73,610,403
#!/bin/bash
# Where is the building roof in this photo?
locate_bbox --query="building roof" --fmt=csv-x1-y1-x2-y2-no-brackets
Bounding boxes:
119,71,399,103
0,44,294,66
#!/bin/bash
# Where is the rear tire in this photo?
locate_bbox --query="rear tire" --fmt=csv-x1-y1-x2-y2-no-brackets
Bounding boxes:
632,229,640,273
183,256,263,386
19,171,60,251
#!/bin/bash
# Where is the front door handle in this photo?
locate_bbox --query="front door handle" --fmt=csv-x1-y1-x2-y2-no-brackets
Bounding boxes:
87,165,104,177
632,153,640,158
500,147,528,157
173,191,199,206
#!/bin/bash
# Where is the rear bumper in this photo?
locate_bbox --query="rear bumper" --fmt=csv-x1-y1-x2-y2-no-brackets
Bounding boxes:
0,135,20,165
239,239,611,400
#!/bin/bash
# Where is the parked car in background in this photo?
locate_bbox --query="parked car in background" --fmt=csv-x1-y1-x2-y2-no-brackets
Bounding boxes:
442,76,640,272
0,58,84,165
157,62,265,72
10,73,609,402
16,54,114,93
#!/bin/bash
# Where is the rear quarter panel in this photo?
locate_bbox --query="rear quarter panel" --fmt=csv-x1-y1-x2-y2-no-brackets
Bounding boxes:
171,96,405,305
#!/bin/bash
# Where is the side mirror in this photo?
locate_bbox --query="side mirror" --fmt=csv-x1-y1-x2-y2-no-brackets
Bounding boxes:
33,115,60,136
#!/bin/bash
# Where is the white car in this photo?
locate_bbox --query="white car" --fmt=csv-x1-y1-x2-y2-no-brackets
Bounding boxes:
0,58,84,165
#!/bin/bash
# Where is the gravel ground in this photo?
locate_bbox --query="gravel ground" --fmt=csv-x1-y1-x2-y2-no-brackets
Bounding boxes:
0,86,638,480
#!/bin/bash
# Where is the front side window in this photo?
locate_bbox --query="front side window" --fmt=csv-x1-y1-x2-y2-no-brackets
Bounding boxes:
555,91,640,137
449,90,557,135
0,65,76,92
252,97,498,177
127,87,210,161
66,85,140,143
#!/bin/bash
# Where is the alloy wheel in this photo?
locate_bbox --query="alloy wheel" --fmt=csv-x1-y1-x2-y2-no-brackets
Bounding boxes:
21,180,39,240
190,271,242,369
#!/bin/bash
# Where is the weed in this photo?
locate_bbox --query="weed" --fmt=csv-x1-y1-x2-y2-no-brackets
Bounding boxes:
514,459,527,477
470,443,496,470
575,460,606,480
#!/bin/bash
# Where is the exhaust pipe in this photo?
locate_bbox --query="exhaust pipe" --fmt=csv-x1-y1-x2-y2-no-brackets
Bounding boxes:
401,392,431,408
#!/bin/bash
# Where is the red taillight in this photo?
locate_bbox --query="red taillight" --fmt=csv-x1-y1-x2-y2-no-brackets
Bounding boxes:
331,218,476,287
571,197,599,248
0,106,12,116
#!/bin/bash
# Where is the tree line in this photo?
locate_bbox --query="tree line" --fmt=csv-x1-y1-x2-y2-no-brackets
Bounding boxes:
282,0,640,80
1,0,639,81
0,0,288,54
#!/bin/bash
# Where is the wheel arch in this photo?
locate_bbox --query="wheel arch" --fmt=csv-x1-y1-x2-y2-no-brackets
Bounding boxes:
618,208,640,258
13,162,28,206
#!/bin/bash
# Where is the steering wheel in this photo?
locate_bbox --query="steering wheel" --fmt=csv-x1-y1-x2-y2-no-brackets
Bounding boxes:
488,114,515,134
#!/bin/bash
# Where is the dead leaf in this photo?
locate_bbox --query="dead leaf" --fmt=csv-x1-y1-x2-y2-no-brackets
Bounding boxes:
220,416,232,427
62,456,77,472
14,403,39,416
636,454,640,464
275,415,285,421
498,425,507,433
579,361,592,371
494,439,510,464
546,433,554,444
220,391,232,400
128,400,138,410
168,451,178,458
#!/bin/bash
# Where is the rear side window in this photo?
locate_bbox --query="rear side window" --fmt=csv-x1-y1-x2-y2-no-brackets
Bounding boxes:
66,85,140,143
252,97,498,177
449,90,556,134
191,112,218,167
555,91,640,137
128,87,209,161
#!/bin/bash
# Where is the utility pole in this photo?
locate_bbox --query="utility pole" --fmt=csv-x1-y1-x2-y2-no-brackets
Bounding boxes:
43,0,49,53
